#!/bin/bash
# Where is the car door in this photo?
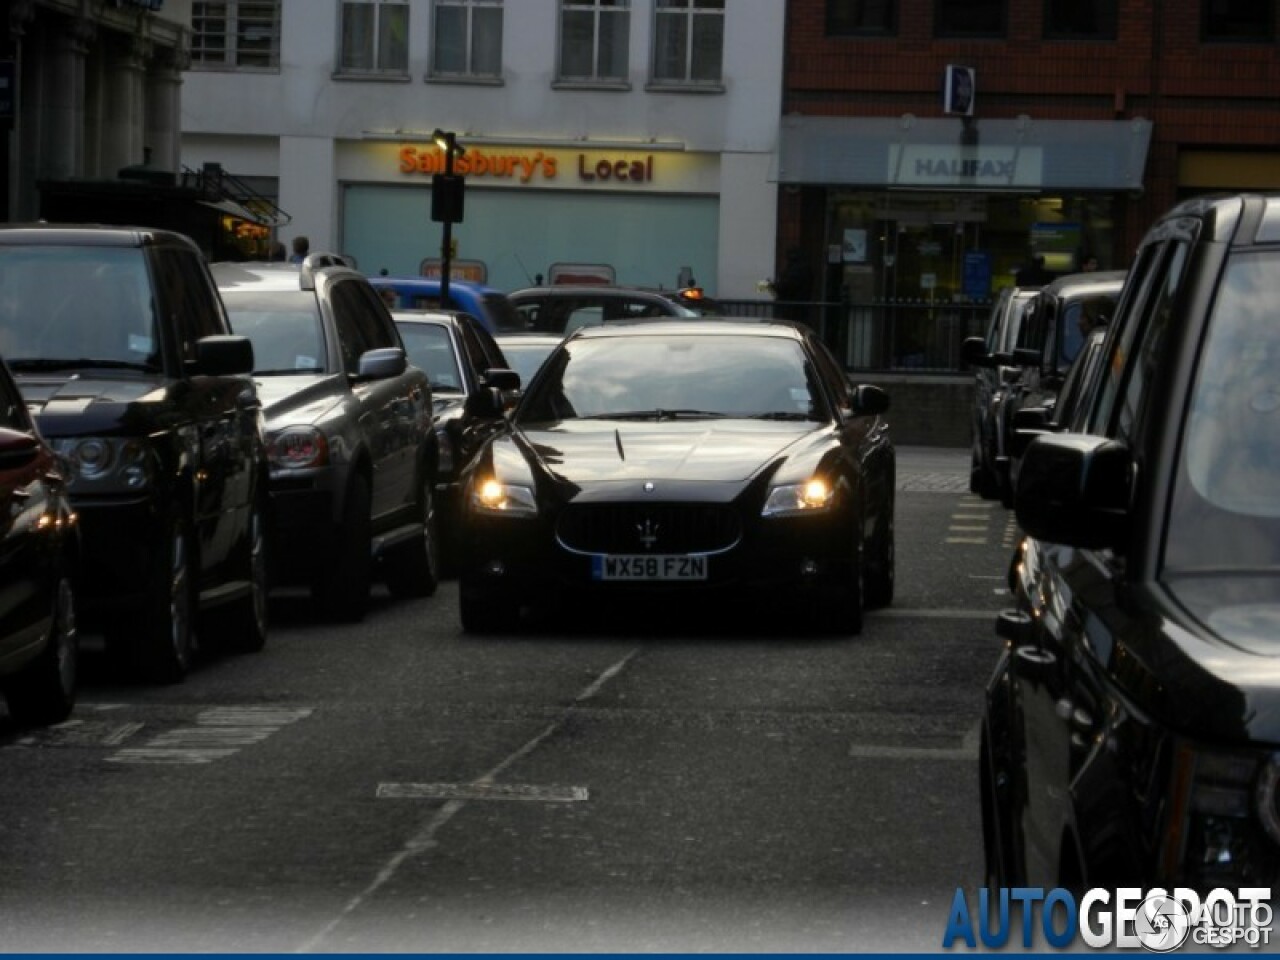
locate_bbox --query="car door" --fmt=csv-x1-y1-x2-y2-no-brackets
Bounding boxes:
0,371,57,660
329,277,425,522
454,316,513,465
1011,238,1190,886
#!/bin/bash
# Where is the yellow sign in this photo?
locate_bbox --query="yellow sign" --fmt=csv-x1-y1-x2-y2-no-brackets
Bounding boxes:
398,146,656,185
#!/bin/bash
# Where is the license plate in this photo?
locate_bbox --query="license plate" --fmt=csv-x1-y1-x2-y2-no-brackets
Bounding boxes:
591,554,708,581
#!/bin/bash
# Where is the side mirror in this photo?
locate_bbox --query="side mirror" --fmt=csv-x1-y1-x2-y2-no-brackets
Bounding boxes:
850,383,890,416
480,368,521,392
464,386,505,419
962,336,992,368
1012,347,1042,368
1015,433,1131,551
194,335,254,376
356,347,408,380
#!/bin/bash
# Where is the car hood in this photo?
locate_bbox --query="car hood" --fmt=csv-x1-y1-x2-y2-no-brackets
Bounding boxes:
1148,574,1280,742
16,373,169,436
253,374,345,425
516,419,818,487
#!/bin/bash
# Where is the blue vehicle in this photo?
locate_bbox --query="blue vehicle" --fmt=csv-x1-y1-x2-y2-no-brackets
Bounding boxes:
369,276,525,335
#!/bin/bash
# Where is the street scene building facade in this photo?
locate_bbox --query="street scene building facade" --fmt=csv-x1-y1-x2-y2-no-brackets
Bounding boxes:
179,0,785,300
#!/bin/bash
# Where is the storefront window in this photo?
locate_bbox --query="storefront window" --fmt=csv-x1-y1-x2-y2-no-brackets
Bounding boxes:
824,191,1114,370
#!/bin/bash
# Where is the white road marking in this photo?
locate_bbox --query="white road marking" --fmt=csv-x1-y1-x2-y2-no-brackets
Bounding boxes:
297,648,642,954
106,706,312,765
849,722,981,762
377,783,588,802
946,536,988,544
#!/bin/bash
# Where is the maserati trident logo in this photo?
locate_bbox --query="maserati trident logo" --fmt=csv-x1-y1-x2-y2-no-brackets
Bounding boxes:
636,517,660,550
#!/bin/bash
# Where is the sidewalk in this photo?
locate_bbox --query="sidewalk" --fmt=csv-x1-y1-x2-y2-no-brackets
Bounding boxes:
896,445,970,493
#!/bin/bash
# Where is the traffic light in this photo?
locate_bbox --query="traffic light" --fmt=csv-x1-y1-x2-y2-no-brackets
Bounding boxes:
431,174,464,223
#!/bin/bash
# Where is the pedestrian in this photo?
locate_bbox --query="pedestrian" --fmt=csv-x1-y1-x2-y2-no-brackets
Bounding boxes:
268,240,287,262
289,236,309,264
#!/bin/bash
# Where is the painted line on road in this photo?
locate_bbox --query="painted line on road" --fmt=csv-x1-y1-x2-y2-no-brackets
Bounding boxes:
297,648,643,954
849,723,981,762
378,783,588,802
867,608,998,620
946,536,988,544
106,706,312,765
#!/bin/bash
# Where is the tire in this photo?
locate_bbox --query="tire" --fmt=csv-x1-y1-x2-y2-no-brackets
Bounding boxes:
383,477,440,599
131,515,196,684
3,576,77,726
863,505,895,610
458,578,519,633
206,493,269,653
314,474,372,623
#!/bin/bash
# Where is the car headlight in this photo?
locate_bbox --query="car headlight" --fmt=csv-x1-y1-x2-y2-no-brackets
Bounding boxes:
269,426,329,470
762,477,834,517
1170,744,1279,886
52,437,154,492
470,476,536,517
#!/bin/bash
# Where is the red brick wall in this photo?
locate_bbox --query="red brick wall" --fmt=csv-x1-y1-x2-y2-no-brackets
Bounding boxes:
782,0,1280,261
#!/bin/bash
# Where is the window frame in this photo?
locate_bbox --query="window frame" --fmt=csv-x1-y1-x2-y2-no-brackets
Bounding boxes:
337,0,411,80
649,0,726,90
191,1,282,73
1043,0,1117,41
555,0,632,89
933,0,1006,39
430,0,505,82
825,0,897,38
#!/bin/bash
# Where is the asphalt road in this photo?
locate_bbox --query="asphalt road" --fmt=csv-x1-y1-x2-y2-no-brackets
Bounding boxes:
0,445,1022,953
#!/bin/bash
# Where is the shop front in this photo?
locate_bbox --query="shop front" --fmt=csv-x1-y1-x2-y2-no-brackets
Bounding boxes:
775,115,1152,371
338,140,724,295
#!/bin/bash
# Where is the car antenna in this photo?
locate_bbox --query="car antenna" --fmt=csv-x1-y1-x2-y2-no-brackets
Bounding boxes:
514,253,536,286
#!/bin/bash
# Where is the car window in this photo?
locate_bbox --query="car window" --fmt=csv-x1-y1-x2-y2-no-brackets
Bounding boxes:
332,278,397,351
222,291,327,373
519,335,816,422
1167,249,1280,570
163,249,225,362
467,318,510,370
457,320,497,374
481,293,525,333
396,323,462,391
564,306,604,334
0,245,161,370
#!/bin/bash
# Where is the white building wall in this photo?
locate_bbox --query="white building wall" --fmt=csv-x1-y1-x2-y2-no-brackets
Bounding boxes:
181,0,784,298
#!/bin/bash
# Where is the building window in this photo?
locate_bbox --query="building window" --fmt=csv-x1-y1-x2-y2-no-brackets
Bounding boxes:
1044,0,1116,39
192,1,281,70
652,0,724,85
432,0,503,77
1202,0,1274,41
340,0,410,75
934,0,1004,38
558,0,630,84
827,0,896,36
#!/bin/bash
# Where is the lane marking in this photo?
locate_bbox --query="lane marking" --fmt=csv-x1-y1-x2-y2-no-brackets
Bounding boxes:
298,648,642,953
106,706,312,765
946,536,988,544
378,783,587,802
849,723,981,761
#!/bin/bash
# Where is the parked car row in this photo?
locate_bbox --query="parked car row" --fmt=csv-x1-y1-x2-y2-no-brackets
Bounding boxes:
978,192,1280,892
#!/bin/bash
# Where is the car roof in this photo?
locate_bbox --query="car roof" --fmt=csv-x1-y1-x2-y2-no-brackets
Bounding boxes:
1037,270,1127,297
391,309,476,325
0,223,198,249
566,318,807,341
211,257,362,293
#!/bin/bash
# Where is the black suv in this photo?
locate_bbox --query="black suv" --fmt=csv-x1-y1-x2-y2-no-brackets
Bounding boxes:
981,193,1280,892
213,258,439,622
0,225,269,682
508,285,722,334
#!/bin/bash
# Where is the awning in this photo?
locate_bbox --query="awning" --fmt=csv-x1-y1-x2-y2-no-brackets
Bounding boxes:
773,115,1153,193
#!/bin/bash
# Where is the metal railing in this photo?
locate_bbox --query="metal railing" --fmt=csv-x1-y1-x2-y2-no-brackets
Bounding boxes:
715,298,991,373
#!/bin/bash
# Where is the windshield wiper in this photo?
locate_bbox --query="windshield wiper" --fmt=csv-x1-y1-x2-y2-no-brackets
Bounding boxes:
583,409,728,421
750,411,815,421
8,357,160,373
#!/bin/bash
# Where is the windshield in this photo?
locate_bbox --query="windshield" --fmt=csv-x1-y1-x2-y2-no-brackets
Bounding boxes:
518,334,824,424
0,246,161,372
500,340,558,385
223,292,327,374
1166,251,1280,572
396,322,464,391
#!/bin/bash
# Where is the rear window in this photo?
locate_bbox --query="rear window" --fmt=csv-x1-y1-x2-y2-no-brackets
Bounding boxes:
222,291,327,373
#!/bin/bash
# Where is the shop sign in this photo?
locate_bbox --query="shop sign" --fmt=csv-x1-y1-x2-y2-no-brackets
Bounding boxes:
398,146,656,186
890,145,1042,188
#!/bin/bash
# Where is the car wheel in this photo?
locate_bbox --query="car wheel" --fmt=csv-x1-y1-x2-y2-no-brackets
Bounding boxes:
3,576,77,726
206,492,269,653
383,476,440,599
132,515,196,684
315,474,372,623
458,578,519,633
863,505,895,610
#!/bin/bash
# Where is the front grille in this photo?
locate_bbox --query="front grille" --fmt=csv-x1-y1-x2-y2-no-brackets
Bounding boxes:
557,503,741,555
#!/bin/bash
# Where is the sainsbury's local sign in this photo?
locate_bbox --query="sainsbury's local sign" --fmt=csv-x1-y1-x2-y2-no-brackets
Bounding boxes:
398,145,658,186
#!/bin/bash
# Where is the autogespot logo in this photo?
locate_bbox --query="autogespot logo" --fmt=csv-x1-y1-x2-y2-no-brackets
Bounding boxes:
942,886,1273,951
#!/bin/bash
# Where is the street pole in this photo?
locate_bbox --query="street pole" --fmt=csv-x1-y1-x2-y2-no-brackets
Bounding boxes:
432,129,462,309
